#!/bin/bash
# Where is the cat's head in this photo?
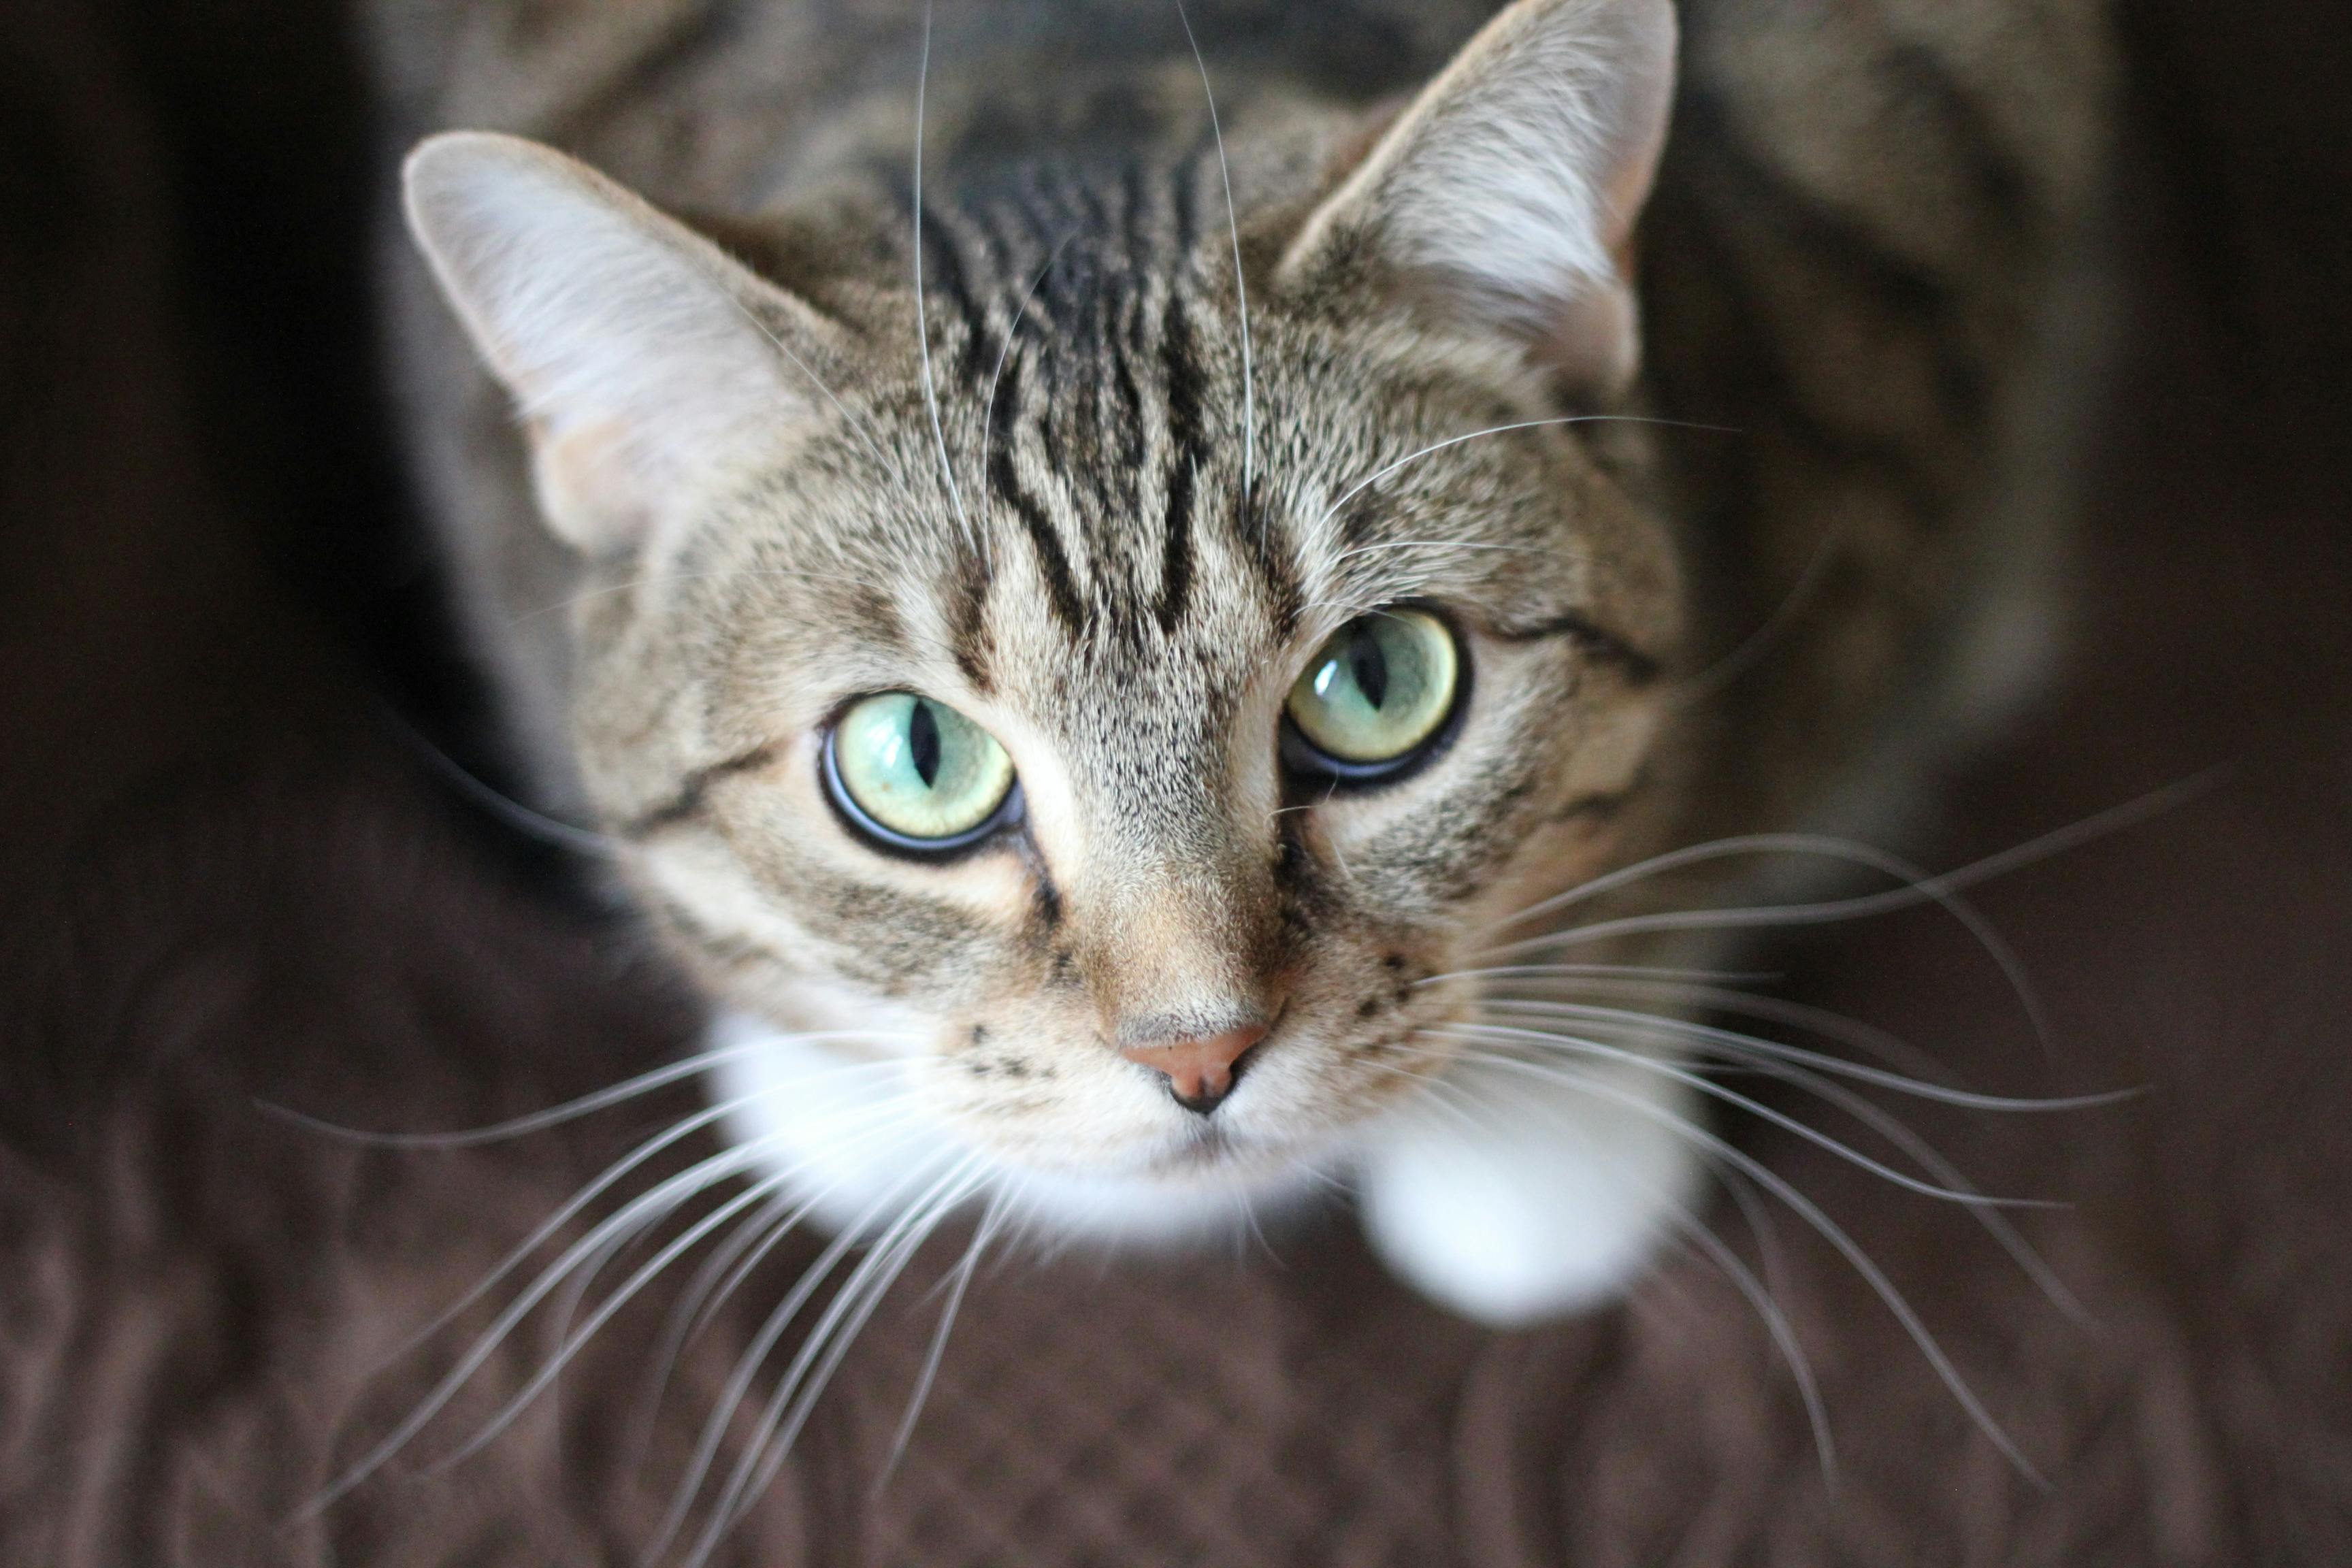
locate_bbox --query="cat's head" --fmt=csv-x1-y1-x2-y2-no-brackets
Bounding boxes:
405,0,1685,1209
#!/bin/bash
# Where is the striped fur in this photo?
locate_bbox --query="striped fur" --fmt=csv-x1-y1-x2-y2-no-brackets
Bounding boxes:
376,0,2114,1318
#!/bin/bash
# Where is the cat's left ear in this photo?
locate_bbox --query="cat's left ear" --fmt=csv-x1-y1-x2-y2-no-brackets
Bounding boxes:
1276,0,1675,399
404,131,842,555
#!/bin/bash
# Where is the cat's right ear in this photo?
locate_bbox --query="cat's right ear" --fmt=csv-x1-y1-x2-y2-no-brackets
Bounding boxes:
403,132,840,555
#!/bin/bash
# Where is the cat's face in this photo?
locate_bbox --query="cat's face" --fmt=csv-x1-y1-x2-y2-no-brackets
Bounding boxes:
572,276,1681,1188
403,0,1683,1205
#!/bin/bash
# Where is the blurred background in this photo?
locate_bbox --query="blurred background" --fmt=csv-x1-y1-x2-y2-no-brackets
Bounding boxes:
1,1,2347,1563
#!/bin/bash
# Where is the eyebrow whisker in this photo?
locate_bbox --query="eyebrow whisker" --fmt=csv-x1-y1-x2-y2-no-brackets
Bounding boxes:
911,5,979,560
1177,0,1254,504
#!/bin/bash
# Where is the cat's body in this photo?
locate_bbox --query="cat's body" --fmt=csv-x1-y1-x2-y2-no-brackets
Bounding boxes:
368,0,2114,1323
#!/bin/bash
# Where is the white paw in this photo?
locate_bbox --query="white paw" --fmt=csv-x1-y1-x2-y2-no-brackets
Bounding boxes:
1354,1054,1704,1326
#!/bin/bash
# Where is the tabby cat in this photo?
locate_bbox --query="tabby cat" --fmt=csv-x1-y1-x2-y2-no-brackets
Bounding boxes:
372,0,2113,1326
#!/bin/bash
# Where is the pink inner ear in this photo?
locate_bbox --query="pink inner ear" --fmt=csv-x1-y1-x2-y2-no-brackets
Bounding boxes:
527,416,653,557
406,131,849,559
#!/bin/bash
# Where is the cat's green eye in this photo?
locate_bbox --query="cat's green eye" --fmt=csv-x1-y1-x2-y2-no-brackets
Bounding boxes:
1284,608,1463,779
825,693,1019,853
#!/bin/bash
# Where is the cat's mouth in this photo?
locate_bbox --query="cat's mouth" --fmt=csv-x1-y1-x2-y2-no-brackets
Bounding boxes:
1141,1113,1329,1185
1168,1121,1237,1166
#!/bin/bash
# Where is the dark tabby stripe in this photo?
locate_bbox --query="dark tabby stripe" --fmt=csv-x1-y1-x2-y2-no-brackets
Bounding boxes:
1878,42,2040,233
921,150,1274,648
948,550,996,693
619,744,778,838
1674,84,1990,444
985,348,1090,634
1490,613,1664,683
1154,294,1209,632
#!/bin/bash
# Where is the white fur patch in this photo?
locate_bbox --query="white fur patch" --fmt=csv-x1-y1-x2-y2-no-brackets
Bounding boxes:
708,1012,1331,1249
1352,1053,1702,1326
712,1009,1702,1324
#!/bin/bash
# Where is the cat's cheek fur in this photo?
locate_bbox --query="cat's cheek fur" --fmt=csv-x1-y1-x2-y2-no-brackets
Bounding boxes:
707,1011,936,1237
1353,1055,1703,1326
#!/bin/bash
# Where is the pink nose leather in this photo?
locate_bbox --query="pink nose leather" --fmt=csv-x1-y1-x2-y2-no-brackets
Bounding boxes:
1120,1024,1269,1111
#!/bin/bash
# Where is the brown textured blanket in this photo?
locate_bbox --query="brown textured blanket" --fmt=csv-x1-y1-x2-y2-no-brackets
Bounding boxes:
3,1,2348,1562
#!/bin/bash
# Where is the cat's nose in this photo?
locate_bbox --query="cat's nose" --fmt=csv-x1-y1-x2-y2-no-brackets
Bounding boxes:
1120,1023,1269,1115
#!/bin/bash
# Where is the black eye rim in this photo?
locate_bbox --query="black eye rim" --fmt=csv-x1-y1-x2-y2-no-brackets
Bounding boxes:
1280,602,1472,793
819,694,1027,862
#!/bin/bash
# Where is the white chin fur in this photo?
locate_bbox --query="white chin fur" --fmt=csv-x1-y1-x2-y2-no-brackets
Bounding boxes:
707,1011,1699,1322
1352,1056,1703,1327
705,1011,1323,1249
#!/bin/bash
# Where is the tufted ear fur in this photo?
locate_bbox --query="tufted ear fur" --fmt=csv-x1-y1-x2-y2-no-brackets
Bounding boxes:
403,131,838,555
1278,0,1676,400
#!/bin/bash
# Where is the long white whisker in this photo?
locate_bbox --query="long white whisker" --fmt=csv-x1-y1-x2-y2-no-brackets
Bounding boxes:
1357,1051,1495,1131
1483,773,2224,1060
673,1195,823,1357
1407,1047,1834,1484
540,1209,658,1448
1714,1051,2097,1329
688,1158,985,1563
1668,1206,1838,1490
323,1096,928,1514
427,1167,805,1475
1463,990,2107,1324
1481,973,1953,1083
1718,1166,1790,1309
359,1092,777,1378
1478,1003,2099,1322
1234,1164,1294,1264
261,1041,911,1149
1177,0,1252,501
448,1105,941,1482
1422,960,1780,988
1499,774,2223,937
1666,531,1840,708
357,1068,919,1384
879,1187,1008,1485
727,1165,988,1527
1480,1000,2135,1113
645,1152,958,1566
1434,1024,2052,1209
1313,415,1735,536
1712,1161,1816,1467
1456,1051,2046,1483
374,708,627,858
629,1108,947,1458
1479,830,2056,1054
302,1137,777,1516
621,1190,799,1476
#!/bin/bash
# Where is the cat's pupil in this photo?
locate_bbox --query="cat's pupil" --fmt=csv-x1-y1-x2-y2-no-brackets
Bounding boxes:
1351,634,1390,710
908,700,943,788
